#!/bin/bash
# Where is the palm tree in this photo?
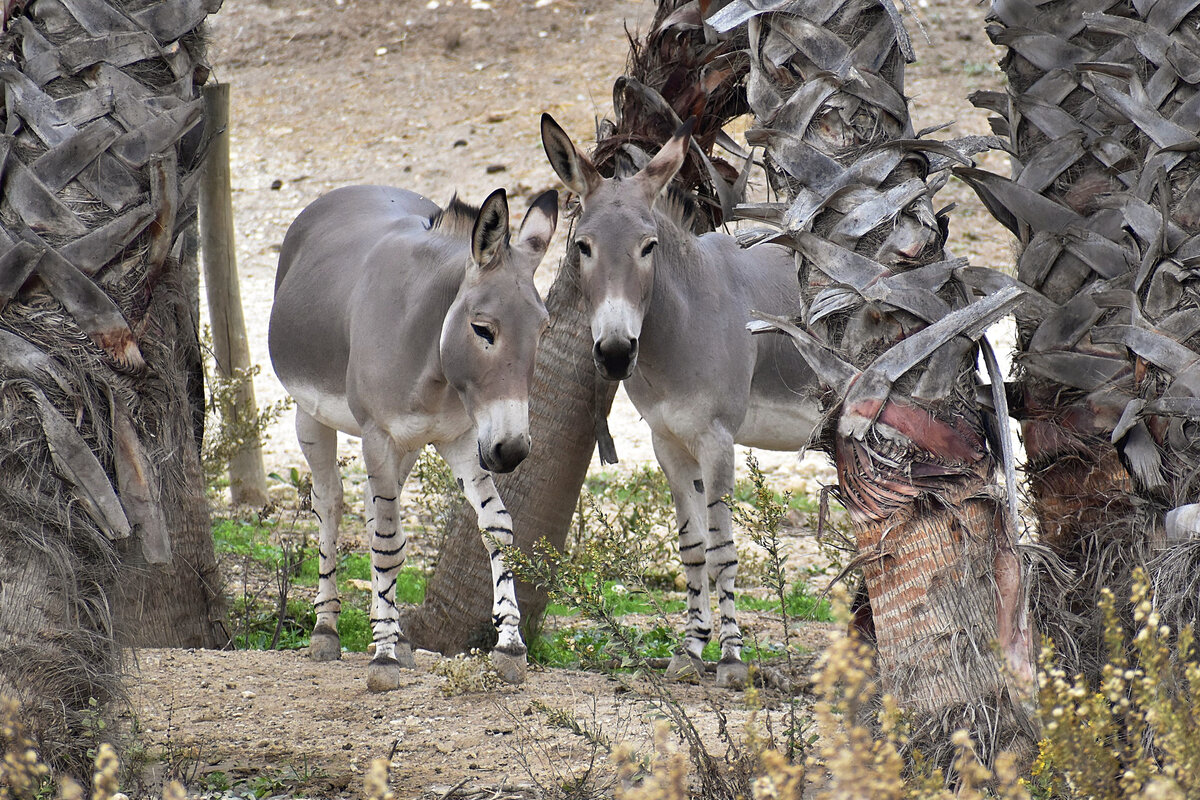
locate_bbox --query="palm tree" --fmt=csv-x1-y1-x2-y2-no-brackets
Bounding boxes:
402,0,752,655
1,0,225,773
710,0,1038,761
957,1,1200,663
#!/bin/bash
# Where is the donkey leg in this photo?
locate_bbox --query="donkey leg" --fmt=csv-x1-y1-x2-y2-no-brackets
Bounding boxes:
699,432,748,688
437,435,527,685
362,429,419,692
653,434,710,682
297,410,344,662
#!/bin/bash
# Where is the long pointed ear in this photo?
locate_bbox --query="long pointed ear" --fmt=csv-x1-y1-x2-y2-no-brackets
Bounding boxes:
471,188,510,270
514,189,559,266
637,117,694,206
541,113,603,200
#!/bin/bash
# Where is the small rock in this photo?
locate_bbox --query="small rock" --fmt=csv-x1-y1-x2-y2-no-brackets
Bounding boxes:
270,178,283,190
486,164,506,174
435,741,454,754
485,110,511,123
375,46,389,56
452,139,468,148
241,690,256,700
347,578,371,592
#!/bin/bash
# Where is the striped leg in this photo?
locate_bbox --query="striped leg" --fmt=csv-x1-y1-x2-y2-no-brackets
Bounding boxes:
436,434,527,684
361,428,419,692
653,434,711,681
698,431,747,688
296,410,344,662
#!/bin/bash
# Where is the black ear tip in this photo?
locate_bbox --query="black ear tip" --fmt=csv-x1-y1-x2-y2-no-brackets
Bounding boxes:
483,187,509,214
678,116,697,138
532,189,559,221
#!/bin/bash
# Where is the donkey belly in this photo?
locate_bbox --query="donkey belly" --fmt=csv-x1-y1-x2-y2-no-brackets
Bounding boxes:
735,332,822,450
287,384,360,436
735,398,820,451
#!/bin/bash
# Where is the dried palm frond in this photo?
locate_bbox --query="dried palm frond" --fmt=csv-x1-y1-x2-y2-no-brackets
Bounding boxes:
1,0,223,775
711,0,1039,766
957,1,1200,673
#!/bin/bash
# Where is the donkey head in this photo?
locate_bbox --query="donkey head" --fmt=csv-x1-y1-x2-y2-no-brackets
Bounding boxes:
441,188,558,473
541,113,692,381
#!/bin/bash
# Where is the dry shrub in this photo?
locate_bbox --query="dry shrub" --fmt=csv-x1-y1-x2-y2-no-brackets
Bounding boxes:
431,648,504,696
1033,569,1198,800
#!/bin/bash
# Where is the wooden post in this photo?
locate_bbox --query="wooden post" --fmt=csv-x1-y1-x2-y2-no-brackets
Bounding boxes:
199,83,269,506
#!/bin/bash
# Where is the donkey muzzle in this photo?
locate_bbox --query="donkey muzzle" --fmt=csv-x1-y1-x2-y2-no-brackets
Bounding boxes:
478,434,531,474
593,336,638,381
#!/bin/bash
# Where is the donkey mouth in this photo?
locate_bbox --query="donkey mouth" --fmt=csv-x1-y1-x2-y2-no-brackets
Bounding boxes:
593,339,638,381
478,439,530,474
595,356,635,381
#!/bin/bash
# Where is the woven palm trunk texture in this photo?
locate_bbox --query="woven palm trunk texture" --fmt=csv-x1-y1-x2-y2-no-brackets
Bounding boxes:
1,0,224,771
959,0,1200,667
709,0,1039,761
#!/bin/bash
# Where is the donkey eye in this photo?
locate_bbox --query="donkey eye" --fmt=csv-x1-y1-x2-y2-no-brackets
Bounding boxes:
640,240,658,258
576,240,592,258
471,323,495,345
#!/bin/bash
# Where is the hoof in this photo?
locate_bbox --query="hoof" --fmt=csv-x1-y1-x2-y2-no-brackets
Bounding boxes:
491,644,527,685
308,626,341,661
664,652,705,683
716,655,749,689
367,656,404,692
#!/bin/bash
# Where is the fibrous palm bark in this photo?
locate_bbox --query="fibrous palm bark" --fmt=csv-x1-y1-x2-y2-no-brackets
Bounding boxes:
958,1,1200,666
710,0,1038,760
403,0,752,654
1,0,225,772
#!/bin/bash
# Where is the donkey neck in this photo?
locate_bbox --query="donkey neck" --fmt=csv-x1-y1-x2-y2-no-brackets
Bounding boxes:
644,206,706,316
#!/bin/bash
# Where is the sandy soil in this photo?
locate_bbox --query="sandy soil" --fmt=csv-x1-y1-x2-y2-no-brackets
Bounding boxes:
123,1,1014,797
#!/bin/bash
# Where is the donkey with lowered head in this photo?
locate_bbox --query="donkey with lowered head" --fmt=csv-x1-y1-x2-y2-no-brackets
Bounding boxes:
269,185,558,691
542,114,821,687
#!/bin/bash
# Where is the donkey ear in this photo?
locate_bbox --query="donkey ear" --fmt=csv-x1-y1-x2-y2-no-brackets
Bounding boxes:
471,188,510,269
514,189,559,263
541,113,602,200
637,116,694,206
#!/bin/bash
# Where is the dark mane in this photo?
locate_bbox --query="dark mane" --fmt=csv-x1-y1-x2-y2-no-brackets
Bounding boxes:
428,193,480,238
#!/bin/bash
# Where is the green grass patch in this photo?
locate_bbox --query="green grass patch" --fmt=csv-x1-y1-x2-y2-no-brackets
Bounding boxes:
530,622,801,670
216,515,427,653
545,577,685,617
737,579,833,622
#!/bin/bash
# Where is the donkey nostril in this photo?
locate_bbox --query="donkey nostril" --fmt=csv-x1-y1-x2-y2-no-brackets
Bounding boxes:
485,438,529,474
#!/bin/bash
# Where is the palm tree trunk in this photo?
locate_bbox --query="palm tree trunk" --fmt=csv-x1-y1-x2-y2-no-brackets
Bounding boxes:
958,0,1200,667
404,0,751,652
713,0,1037,760
1,0,225,773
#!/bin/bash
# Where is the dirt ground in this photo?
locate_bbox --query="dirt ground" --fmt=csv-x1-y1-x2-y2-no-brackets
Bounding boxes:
124,1,1014,797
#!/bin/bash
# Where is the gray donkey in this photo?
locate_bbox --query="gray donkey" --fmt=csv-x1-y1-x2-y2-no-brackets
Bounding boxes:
269,185,558,690
541,114,821,687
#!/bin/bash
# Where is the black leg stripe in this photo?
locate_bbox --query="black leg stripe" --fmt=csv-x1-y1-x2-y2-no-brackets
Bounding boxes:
373,494,397,504
372,546,405,557
680,541,703,552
